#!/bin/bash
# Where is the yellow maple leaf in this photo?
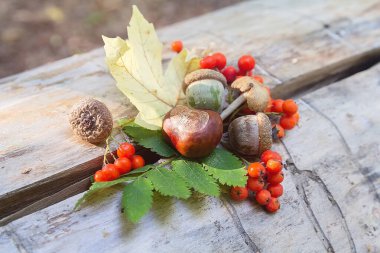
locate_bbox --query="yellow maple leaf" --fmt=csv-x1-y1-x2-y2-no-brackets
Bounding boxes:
103,6,200,130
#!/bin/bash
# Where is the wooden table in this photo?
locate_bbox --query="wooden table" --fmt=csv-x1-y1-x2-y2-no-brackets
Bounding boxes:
1,1,380,252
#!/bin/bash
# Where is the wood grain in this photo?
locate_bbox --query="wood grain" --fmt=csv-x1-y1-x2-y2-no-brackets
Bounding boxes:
1,0,380,227
2,60,380,253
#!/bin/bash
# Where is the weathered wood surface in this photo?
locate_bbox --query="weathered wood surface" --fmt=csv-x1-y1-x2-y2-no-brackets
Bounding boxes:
2,62,380,253
2,0,380,221
1,1,380,251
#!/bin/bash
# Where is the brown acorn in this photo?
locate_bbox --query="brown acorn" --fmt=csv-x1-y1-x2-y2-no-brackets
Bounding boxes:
228,113,272,156
162,105,223,158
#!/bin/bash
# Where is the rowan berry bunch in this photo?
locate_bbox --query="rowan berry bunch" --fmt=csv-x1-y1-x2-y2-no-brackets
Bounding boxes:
94,142,145,182
200,53,264,86
230,150,284,213
171,40,264,85
269,98,300,139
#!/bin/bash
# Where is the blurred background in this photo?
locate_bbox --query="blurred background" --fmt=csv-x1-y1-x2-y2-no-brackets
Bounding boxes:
0,0,244,78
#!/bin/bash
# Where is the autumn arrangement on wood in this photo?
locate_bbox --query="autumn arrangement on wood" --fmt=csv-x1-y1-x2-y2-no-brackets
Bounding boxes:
72,6,300,223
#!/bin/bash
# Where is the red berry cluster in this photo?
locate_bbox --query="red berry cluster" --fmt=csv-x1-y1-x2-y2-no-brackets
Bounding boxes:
94,142,145,182
268,99,300,139
198,52,263,85
230,150,284,213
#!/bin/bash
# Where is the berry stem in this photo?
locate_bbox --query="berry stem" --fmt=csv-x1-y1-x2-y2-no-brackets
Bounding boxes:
110,134,122,145
106,138,117,160
221,94,246,120
238,155,250,166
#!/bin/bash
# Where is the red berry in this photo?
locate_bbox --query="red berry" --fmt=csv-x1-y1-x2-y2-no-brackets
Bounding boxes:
275,124,285,139
266,159,282,174
253,75,264,84
271,99,284,113
102,164,120,181
114,157,132,174
280,115,297,130
94,170,107,182
260,150,282,164
222,66,237,83
265,98,273,113
247,162,266,178
117,142,135,159
267,172,284,184
171,40,183,53
293,112,300,123
247,177,265,192
256,190,271,205
267,184,283,198
236,69,247,76
200,56,216,69
265,197,280,213
230,186,249,201
282,99,298,116
238,55,255,72
212,52,227,70
131,155,145,169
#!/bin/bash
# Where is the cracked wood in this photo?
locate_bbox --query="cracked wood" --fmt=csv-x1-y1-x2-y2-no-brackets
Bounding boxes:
2,0,380,222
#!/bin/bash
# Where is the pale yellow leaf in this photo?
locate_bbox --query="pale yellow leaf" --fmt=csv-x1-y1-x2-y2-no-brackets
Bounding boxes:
103,5,200,129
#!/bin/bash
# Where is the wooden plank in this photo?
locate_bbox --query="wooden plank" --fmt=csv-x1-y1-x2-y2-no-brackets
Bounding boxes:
1,0,380,220
3,61,380,253
277,65,380,252
3,190,256,253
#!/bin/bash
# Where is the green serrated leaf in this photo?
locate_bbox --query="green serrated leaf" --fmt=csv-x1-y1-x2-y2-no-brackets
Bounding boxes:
202,148,243,170
74,176,137,210
122,177,153,223
201,148,247,186
172,160,219,196
203,166,247,187
121,121,176,157
147,167,191,199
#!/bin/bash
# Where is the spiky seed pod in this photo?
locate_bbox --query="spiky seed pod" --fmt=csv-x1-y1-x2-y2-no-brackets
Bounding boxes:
69,98,113,144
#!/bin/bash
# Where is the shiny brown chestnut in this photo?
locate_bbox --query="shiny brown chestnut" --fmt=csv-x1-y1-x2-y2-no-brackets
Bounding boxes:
162,105,223,158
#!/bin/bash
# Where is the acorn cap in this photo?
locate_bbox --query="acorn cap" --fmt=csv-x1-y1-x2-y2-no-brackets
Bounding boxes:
69,98,113,144
231,76,270,112
256,112,272,154
183,69,227,91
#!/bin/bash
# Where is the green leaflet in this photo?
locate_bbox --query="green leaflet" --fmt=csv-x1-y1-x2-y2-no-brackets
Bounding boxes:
122,177,153,223
147,167,191,199
74,176,137,210
120,121,176,157
172,160,219,196
202,148,243,170
203,166,247,187
202,148,247,187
